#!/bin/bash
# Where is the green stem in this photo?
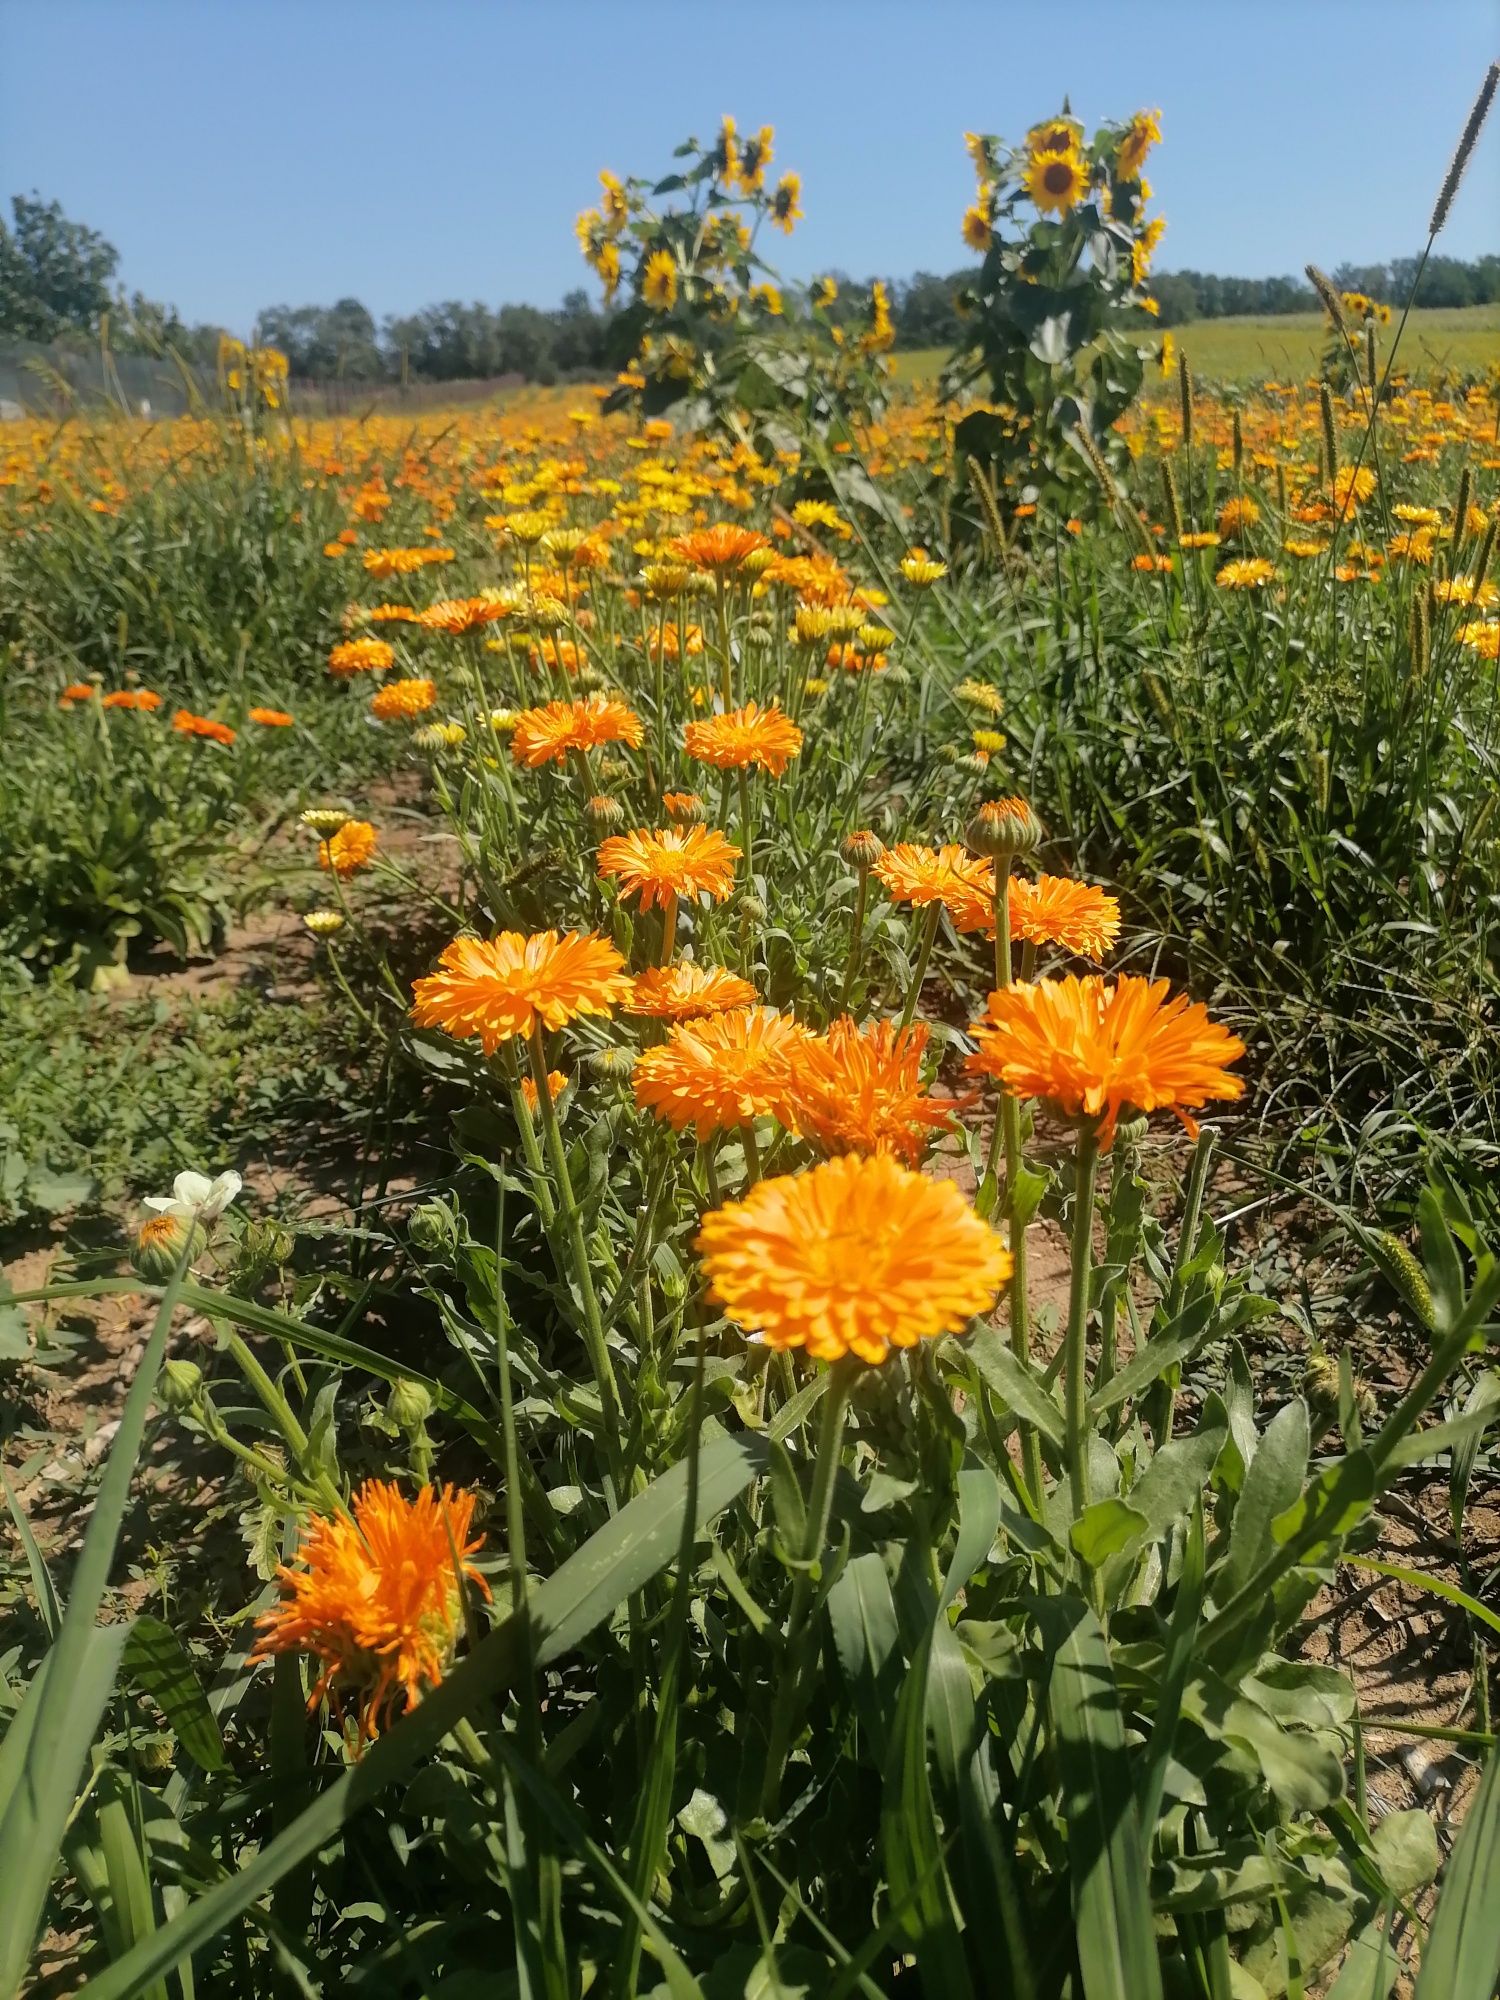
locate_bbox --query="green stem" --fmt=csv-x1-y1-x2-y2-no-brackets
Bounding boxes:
740,1121,762,1186
898,902,942,1031
1063,1124,1101,1527
838,866,870,1013
659,892,678,966
528,1025,625,1510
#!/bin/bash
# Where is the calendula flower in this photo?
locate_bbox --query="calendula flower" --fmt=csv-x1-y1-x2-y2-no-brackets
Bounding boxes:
900,551,948,587
1216,496,1261,538
329,637,395,677
370,678,438,722
1025,146,1089,217
683,700,803,776
248,707,294,727
361,546,455,579
1007,874,1121,958
872,842,991,915
1178,531,1221,551
597,825,741,911
520,1069,569,1114
303,909,345,936
1457,620,1499,659
669,524,772,574
967,974,1245,1143
416,592,515,636
633,1006,809,1138
627,962,759,1020
173,709,236,745
412,930,630,1054
251,1481,489,1743
1332,466,1377,513
319,819,378,877
662,790,706,822
1216,558,1277,590
301,807,350,836
789,1018,960,1166
510,693,644,767
642,249,678,312
696,1152,1011,1365
955,679,1005,716
102,688,163,711
60,681,96,705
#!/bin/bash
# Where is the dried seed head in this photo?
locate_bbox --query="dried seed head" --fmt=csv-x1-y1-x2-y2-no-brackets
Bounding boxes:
1430,62,1499,236
1305,264,1345,328
1160,460,1184,543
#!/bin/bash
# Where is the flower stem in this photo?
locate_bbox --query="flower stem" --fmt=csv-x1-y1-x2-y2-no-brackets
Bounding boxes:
898,902,942,1031
1064,1123,1101,1526
838,867,869,1012
659,892,678,966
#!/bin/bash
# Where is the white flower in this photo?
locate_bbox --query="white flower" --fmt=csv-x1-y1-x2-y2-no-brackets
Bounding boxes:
143,1170,243,1222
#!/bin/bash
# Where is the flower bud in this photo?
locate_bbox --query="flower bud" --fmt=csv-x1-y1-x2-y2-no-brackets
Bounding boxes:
662,790,707,825
157,1357,205,1413
408,1199,459,1255
300,807,350,837
587,794,625,832
586,1044,636,1084
739,893,768,923
387,1377,435,1432
965,796,1044,861
842,828,885,869
132,1212,206,1281
303,908,345,937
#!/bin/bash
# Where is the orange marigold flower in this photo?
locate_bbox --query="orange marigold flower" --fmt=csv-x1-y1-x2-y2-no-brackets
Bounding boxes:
319,819,378,877
361,545,456,579
172,708,236,745
411,930,631,1053
60,681,96,705
633,1006,809,1138
1332,466,1377,513
1215,496,1261,539
511,693,644,767
683,700,803,776
627,962,758,1020
947,872,1121,961
248,706,294,726
101,688,163,711
789,1018,961,1166
367,603,424,625
645,622,704,662
251,1480,489,1742
668,523,772,573
966,973,1245,1144
521,1069,569,1114
598,826,741,911
329,637,395,676
416,591,515,635
872,842,991,914
662,790,706,822
1215,558,1277,590
371,677,438,722
695,1152,1011,1365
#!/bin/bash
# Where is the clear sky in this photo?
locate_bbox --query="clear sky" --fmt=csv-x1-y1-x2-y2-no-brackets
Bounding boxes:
2,0,1497,332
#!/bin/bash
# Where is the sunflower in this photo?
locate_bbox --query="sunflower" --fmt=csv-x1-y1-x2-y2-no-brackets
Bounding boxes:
771,172,803,233
967,974,1245,1144
695,1152,1011,1365
789,1018,961,1166
1216,558,1278,590
251,1481,488,1742
962,199,995,253
683,700,803,776
642,250,678,312
633,1006,809,1138
668,523,772,574
597,826,741,911
1116,109,1162,181
510,693,644,767
411,930,632,1054
1025,147,1089,218
1028,115,1083,158
627,962,759,1020
318,820,378,877
329,637,395,677
370,678,438,722
872,842,991,915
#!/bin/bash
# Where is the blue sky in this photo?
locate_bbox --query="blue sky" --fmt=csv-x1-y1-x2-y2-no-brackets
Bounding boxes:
2,0,1497,332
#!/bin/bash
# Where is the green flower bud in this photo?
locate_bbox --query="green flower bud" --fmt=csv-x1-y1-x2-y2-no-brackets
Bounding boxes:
387,1377,435,1432
132,1213,207,1282
965,796,1044,861
157,1357,205,1413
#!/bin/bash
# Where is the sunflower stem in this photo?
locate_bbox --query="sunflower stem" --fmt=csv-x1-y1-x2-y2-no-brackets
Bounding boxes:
898,902,942,1031
528,1024,625,1511
759,1359,853,1815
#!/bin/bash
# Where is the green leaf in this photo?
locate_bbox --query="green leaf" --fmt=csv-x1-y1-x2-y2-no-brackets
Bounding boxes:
1037,1596,1164,2000
1324,1913,1401,2000
24,1163,97,1215
122,1616,226,1775
1450,1373,1500,1540
1220,1399,1310,1604
1,1466,61,1639
1413,1750,1500,2000
827,1552,902,1749
968,1326,1064,1446
880,1634,973,1998
1071,1498,1148,1568
74,1433,768,2000
1418,1186,1465,1333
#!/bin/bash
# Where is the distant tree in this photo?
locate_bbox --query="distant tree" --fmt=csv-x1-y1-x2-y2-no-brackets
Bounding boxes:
0,193,119,340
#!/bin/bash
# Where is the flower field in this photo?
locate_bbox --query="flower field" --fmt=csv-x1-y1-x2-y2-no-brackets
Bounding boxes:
3,88,1500,2000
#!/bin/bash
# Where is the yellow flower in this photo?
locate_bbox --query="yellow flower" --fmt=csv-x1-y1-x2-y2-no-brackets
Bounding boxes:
1025,147,1089,218
642,250,678,312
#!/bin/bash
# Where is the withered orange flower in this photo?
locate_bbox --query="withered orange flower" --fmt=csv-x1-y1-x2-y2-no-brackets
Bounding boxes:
668,523,772,573
172,708,236,745
370,677,438,722
511,693,644,767
683,700,803,776
411,930,632,1053
633,1006,809,1137
789,1017,962,1166
966,974,1246,1142
251,1480,489,1742
695,1152,1011,1364
597,826,741,911
319,819,378,877
627,963,759,1020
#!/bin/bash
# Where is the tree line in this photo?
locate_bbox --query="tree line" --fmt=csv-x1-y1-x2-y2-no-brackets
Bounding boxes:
2,192,1495,388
